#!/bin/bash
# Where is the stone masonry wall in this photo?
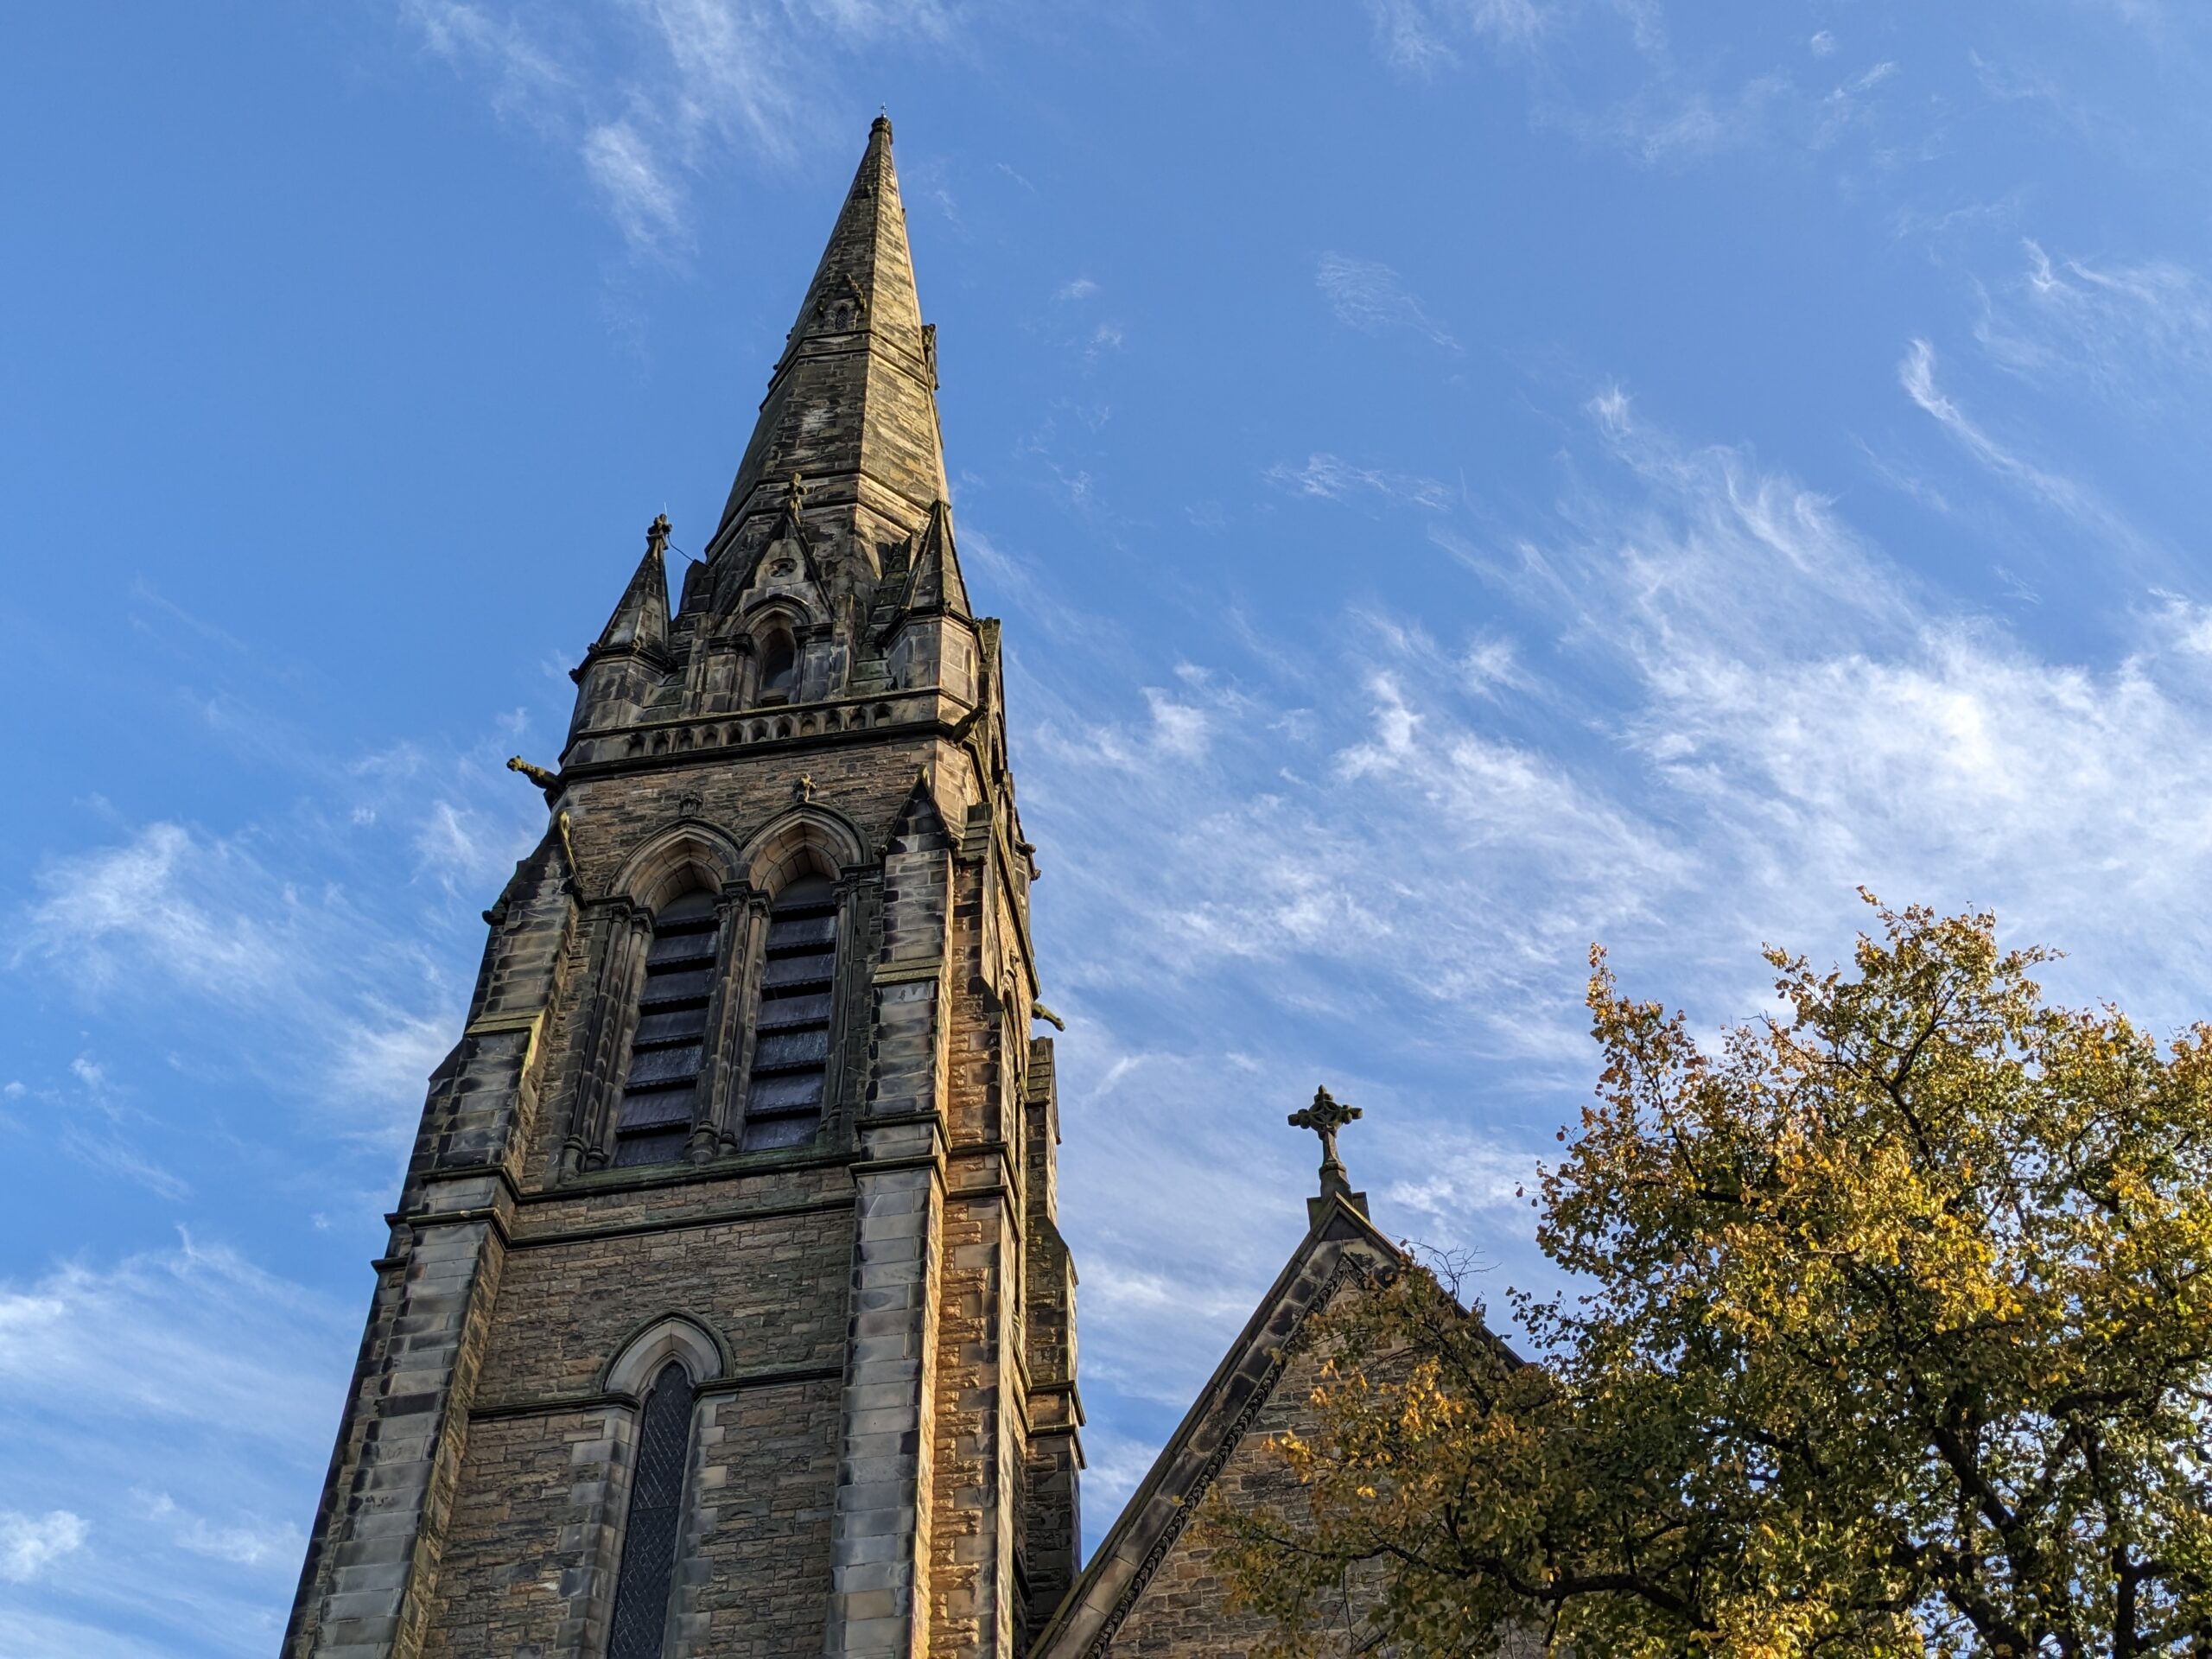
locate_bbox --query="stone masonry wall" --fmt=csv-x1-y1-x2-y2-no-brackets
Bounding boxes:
1102,1337,1334,1658
471,1199,853,1402
285,823,574,1659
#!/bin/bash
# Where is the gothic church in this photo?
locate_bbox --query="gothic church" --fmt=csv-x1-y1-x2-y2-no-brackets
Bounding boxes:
286,118,1403,1659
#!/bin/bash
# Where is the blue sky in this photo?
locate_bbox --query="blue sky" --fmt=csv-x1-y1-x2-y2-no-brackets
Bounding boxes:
3,2,2210,1651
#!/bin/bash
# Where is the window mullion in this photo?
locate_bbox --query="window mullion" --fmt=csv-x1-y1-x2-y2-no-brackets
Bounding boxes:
700,887,770,1158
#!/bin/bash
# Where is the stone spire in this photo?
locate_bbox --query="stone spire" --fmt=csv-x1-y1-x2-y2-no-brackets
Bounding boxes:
709,115,948,556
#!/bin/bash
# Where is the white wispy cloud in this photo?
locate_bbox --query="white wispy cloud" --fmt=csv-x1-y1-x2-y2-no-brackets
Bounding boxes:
1314,252,1459,349
0,1511,87,1583
397,0,961,254
11,685,540,1144
1000,382,2212,1489
0,1236,349,1651
22,823,293,1001
401,0,569,119
0,1233,345,1444
1383,1129,1541,1243
1899,336,2158,566
1576,73,1793,166
20,823,445,1116
1054,276,1099,302
132,1492,302,1569
1362,2,1918,174
1363,0,1459,73
582,120,689,256
1266,451,1452,511
1977,238,2212,400
414,795,536,892
1814,60,1899,148
1363,0,1550,68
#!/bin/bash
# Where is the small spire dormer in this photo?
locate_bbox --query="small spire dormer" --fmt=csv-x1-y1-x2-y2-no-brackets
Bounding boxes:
755,473,825,592
878,499,980,705
899,499,970,621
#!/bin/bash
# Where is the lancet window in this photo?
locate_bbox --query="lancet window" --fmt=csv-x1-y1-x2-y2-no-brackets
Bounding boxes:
613,890,719,1166
758,626,798,702
741,874,838,1148
607,1358,694,1657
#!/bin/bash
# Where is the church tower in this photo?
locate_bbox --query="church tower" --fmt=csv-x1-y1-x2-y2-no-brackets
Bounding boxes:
287,117,1081,1659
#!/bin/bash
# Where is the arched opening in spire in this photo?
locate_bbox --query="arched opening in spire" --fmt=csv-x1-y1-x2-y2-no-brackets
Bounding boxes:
758,626,798,702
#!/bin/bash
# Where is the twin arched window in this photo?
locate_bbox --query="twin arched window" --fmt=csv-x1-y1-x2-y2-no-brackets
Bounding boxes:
607,871,840,1167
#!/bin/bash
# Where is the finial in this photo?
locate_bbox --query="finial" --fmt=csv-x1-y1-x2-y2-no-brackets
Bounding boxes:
873,109,893,143
646,512,671,554
794,773,816,804
785,471,806,512
1288,1086,1363,1203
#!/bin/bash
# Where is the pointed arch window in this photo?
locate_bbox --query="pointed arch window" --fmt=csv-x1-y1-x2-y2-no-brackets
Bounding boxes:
759,627,798,702
741,874,838,1149
613,890,719,1166
607,1358,694,1658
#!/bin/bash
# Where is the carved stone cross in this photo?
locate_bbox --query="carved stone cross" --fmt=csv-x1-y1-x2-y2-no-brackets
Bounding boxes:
1287,1085,1361,1190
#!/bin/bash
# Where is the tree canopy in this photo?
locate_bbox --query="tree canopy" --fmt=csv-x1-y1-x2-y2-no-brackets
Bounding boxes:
1207,899,2212,1656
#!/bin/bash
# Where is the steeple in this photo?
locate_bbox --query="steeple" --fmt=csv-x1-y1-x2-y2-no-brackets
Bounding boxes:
289,120,1077,1659
709,115,947,560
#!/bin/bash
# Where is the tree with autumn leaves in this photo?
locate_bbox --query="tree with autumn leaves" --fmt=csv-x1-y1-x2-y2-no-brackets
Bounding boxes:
1206,900,2212,1656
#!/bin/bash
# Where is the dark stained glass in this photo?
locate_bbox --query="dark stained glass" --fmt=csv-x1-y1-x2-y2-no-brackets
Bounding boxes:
608,1360,692,1657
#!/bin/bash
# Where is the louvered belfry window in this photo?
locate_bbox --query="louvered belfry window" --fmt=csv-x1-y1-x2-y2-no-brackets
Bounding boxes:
613,890,719,1166
741,874,838,1149
607,1358,692,1658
